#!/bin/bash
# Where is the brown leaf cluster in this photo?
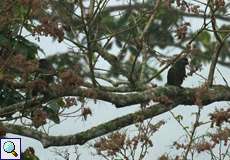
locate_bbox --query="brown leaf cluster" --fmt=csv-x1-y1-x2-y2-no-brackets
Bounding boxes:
81,107,92,120
23,147,35,155
10,54,38,73
210,108,230,127
173,140,212,154
211,128,230,146
33,16,64,42
26,79,49,96
215,0,225,8
173,127,230,155
164,0,172,8
94,132,126,156
0,1,17,28
194,141,214,153
173,141,187,150
158,155,183,160
0,54,38,82
0,125,6,137
31,108,47,128
176,22,190,40
159,155,170,160
19,0,42,10
0,74,14,87
176,0,200,14
94,121,164,159
64,97,77,108
59,69,83,87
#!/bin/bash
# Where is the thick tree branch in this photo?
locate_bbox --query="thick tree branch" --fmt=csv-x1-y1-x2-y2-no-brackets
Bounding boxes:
2,85,230,117
3,85,230,148
3,102,179,148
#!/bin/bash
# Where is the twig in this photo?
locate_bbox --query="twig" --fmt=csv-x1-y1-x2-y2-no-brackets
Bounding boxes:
183,106,201,160
130,0,161,84
207,34,230,86
145,19,212,83
169,111,191,137
216,67,229,86
207,4,226,86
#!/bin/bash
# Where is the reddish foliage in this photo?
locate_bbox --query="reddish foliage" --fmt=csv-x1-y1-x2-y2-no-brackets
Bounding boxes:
0,126,6,137
81,107,92,120
27,79,49,96
215,0,225,8
10,54,38,74
210,108,230,127
211,128,230,146
173,141,187,150
176,0,200,14
19,0,42,10
64,97,77,108
176,23,190,40
31,109,48,128
94,132,126,156
194,142,214,153
158,154,170,160
32,16,64,42
94,121,164,159
59,69,83,87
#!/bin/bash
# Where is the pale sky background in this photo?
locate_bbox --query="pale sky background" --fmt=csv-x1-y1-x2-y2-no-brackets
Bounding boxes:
5,0,230,160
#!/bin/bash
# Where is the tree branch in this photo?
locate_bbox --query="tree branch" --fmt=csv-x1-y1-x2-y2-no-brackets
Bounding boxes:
3,85,230,148
103,3,230,22
3,102,178,148
2,85,230,117
207,6,230,86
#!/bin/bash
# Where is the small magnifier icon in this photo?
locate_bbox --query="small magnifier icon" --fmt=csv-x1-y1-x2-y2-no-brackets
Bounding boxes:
3,141,18,157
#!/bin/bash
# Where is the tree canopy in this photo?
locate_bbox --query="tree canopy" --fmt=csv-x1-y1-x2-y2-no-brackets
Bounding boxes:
0,0,230,159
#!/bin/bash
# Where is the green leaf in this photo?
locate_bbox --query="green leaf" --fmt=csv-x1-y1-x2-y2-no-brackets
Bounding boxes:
43,107,60,124
44,99,62,124
219,25,230,38
175,115,183,122
56,98,66,107
198,31,211,47
0,86,24,107
47,100,61,114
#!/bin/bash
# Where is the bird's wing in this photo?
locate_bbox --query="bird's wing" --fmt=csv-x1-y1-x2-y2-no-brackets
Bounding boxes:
167,67,176,85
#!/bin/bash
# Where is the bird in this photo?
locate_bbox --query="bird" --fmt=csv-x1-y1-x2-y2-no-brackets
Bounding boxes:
31,59,56,97
37,59,56,83
166,57,189,87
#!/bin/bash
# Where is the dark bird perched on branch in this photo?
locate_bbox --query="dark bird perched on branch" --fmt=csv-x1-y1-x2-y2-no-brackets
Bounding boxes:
167,57,189,87
31,59,56,97
37,59,56,83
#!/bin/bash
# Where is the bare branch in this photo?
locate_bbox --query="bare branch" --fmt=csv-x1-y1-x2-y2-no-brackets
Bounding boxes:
3,103,177,148
2,85,230,118
207,11,230,86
